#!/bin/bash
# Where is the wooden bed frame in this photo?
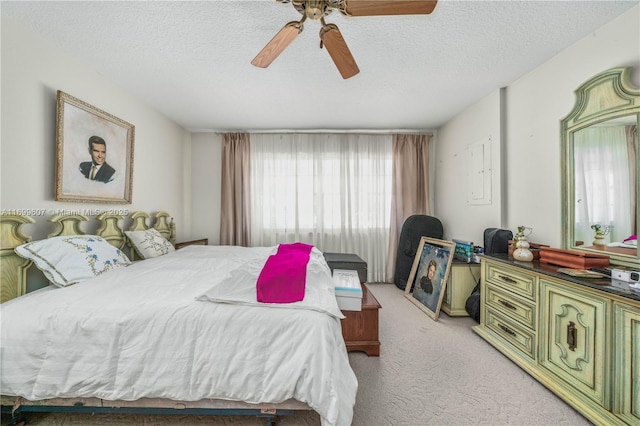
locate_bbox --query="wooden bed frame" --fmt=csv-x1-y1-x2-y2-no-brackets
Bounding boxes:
0,211,313,425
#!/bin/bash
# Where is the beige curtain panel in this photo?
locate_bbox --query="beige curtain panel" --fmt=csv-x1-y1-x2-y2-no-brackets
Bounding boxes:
219,132,251,246
386,134,432,283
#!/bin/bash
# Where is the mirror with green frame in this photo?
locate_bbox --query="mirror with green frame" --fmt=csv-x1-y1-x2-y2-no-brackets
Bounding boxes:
561,67,639,268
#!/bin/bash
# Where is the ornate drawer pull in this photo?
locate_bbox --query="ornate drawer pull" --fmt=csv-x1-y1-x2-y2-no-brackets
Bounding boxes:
498,274,517,284
499,299,517,310
567,321,577,351
498,324,516,337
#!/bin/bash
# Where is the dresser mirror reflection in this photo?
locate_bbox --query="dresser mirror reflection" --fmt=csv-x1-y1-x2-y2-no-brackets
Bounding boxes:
561,67,640,268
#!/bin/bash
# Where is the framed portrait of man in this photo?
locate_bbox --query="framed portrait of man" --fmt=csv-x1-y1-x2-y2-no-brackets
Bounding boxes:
404,237,455,321
54,91,134,203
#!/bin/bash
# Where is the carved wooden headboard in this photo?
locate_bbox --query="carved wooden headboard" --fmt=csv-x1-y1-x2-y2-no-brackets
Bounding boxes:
0,211,175,303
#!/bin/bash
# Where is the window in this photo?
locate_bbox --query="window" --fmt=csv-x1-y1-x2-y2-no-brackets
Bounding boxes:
250,133,392,281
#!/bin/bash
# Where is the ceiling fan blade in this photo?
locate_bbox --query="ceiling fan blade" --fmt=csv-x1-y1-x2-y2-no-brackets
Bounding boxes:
343,0,437,16
251,21,302,68
320,24,359,79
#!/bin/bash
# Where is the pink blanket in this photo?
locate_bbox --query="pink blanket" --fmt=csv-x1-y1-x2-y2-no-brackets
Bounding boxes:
256,243,313,303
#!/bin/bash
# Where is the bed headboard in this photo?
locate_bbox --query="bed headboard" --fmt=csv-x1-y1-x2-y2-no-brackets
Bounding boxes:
0,215,35,303
0,211,175,303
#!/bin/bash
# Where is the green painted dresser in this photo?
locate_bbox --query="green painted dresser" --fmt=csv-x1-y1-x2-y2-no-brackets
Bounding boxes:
474,254,640,426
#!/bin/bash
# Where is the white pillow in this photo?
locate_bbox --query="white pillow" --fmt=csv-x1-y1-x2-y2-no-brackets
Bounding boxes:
125,228,175,259
15,235,132,288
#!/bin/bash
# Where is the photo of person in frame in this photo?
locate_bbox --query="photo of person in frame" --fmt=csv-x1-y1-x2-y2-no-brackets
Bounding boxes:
419,259,437,294
79,135,116,183
56,91,134,203
411,242,452,315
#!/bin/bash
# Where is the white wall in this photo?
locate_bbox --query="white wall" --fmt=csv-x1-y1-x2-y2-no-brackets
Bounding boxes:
434,90,503,244
190,133,222,244
435,5,640,248
1,16,191,242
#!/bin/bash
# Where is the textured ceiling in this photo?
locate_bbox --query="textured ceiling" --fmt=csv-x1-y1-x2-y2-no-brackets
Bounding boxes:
2,0,638,131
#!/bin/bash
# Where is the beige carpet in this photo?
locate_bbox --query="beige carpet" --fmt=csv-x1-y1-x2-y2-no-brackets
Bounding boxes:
2,283,589,426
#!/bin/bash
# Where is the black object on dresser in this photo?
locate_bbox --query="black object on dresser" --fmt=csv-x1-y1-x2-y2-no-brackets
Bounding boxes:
483,228,513,254
323,252,368,283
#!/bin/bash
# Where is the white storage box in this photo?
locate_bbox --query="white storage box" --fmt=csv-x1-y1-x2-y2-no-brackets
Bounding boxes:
333,269,363,311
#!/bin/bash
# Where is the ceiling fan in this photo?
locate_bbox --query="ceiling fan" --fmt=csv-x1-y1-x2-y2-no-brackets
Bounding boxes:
251,0,438,79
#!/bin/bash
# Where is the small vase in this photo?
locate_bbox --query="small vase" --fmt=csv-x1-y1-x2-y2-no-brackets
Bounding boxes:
513,238,534,262
593,231,606,246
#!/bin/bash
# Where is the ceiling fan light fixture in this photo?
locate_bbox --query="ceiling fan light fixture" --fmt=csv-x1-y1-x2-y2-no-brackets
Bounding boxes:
291,0,332,20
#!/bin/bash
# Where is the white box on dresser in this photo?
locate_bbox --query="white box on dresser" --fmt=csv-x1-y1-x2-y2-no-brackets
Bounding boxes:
333,269,363,311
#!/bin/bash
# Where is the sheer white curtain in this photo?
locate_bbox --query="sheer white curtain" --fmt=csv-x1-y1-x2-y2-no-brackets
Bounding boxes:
250,133,393,282
573,126,632,245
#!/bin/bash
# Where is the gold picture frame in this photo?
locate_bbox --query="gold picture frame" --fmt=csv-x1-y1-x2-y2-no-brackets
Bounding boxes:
55,91,134,203
404,237,455,321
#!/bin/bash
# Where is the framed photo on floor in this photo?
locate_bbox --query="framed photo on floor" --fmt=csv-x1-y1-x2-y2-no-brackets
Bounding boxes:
404,237,455,321
55,90,135,203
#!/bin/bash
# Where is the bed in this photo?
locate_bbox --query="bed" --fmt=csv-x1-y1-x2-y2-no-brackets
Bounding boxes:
0,211,357,426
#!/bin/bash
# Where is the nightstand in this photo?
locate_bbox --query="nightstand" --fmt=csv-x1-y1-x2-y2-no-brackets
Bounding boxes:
441,261,480,316
175,238,208,249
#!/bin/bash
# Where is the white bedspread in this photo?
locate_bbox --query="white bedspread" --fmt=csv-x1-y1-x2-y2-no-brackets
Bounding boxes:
0,246,357,426
198,246,345,319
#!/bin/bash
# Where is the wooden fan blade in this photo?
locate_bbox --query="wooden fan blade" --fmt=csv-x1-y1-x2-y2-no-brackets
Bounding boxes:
320,24,359,79
251,22,302,68
344,0,437,16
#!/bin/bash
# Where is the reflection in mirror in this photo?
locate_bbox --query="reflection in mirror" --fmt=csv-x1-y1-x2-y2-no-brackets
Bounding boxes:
561,67,640,268
572,116,637,249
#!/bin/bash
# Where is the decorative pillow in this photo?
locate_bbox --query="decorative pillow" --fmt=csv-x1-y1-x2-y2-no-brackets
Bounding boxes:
125,228,175,259
15,235,131,288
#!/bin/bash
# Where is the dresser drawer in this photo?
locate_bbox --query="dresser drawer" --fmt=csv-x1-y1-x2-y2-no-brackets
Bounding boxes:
485,307,536,360
540,279,609,408
484,262,536,301
485,284,536,330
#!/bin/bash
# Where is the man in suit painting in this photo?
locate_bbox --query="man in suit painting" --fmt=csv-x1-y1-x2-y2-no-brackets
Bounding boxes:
79,136,116,183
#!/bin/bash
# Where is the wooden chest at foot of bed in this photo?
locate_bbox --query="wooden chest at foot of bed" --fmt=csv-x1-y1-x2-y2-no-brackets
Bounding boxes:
340,284,381,356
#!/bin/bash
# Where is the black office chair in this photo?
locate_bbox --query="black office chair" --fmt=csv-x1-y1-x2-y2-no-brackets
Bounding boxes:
393,215,444,290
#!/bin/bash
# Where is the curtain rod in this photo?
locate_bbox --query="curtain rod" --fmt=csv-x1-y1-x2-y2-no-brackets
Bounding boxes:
201,129,435,135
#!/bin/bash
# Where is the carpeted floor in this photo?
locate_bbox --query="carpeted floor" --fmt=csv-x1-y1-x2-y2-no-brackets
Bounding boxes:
2,283,589,426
